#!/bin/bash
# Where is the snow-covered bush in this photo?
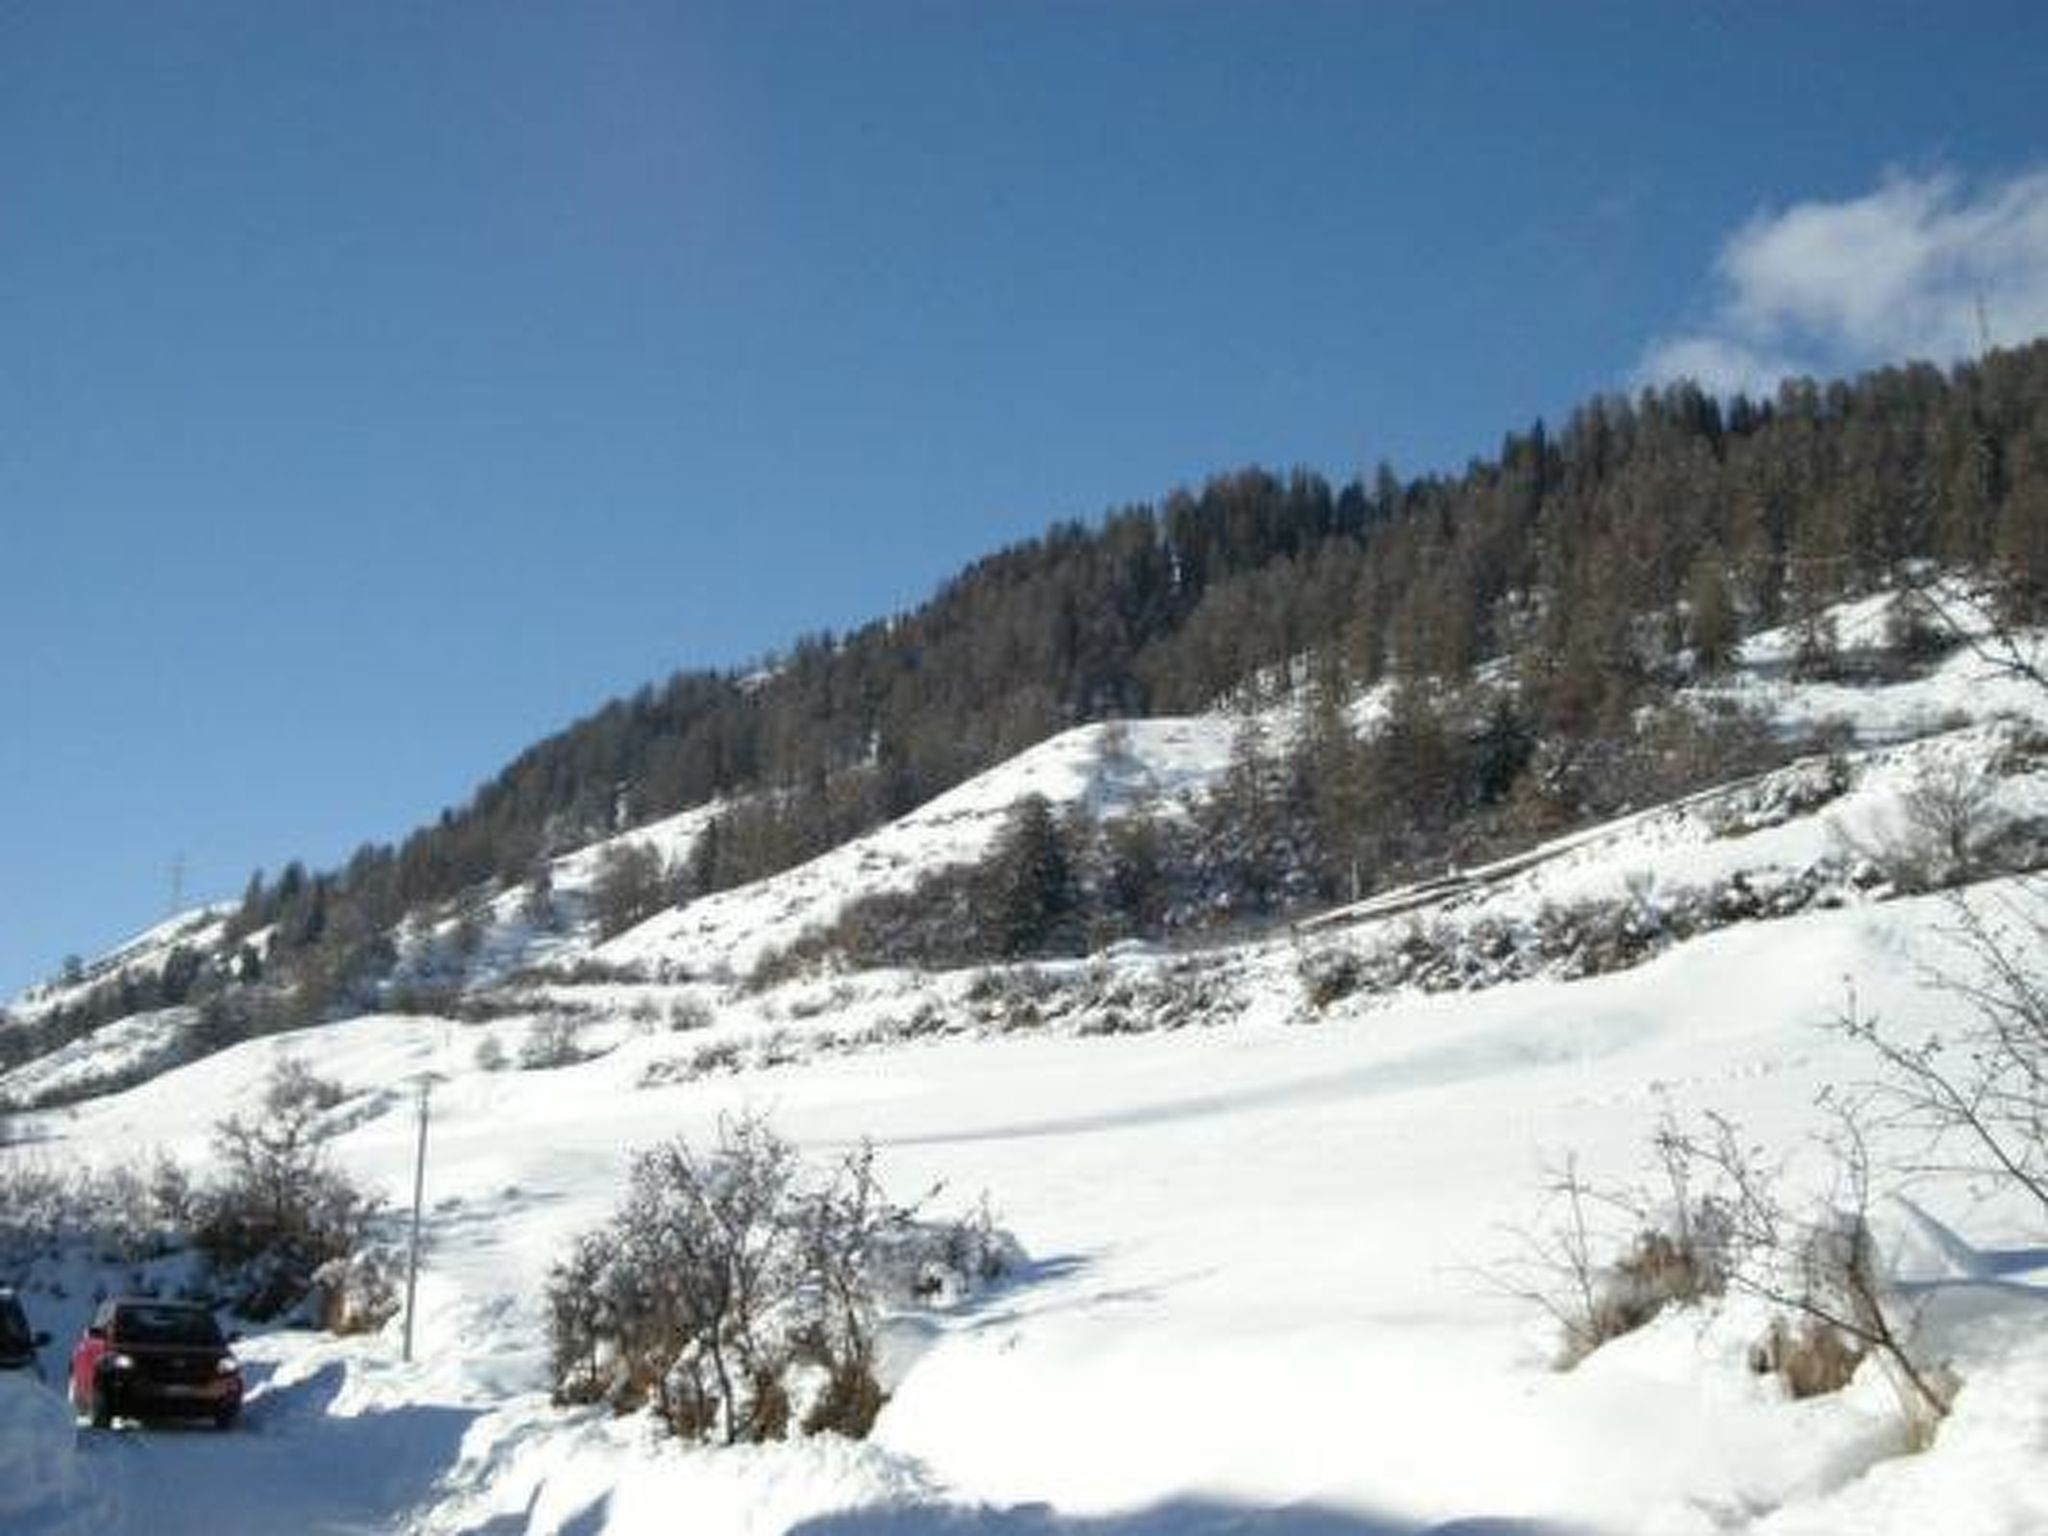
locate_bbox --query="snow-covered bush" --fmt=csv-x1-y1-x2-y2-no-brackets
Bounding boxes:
0,1153,189,1269
310,1245,402,1336
192,1057,380,1319
1657,1112,1958,1444
1750,1313,1865,1400
519,1013,594,1070
547,1114,1017,1445
871,1194,1025,1308
1496,1153,1732,1368
667,995,714,1032
1298,946,1365,1011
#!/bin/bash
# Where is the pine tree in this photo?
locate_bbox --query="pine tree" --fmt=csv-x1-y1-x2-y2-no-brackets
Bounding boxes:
982,796,1076,956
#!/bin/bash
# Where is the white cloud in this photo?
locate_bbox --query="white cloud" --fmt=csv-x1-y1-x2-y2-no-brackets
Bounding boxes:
1639,165,2048,393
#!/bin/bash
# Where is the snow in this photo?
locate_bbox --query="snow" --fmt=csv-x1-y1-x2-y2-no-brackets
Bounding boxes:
0,1005,195,1107
2,592,2045,1535
1719,587,2048,746
5,907,228,1026
0,1374,97,1534
13,886,2043,1535
602,719,1236,979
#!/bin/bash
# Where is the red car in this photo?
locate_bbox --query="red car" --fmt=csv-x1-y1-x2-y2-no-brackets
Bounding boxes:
70,1298,243,1429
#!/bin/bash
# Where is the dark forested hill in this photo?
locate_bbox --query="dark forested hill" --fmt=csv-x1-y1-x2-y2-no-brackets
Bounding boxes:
18,340,2048,1047
397,342,2046,900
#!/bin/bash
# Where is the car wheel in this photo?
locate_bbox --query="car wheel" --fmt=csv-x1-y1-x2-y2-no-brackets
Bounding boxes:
213,1403,240,1431
89,1381,113,1429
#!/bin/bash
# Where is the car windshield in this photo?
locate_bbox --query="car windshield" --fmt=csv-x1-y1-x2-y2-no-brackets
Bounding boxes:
0,1302,29,1352
115,1304,223,1348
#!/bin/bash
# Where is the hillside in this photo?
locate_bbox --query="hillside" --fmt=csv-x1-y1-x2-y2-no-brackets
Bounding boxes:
12,342,2044,1063
2,582,2045,1535
4,343,2048,1535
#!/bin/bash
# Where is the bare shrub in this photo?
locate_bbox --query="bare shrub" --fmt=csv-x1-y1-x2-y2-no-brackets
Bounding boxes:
1836,755,2013,895
1490,1151,1730,1368
193,1057,380,1319
1899,759,2006,887
520,1014,593,1070
668,996,714,1032
1298,946,1365,1010
547,1114,1015,1444
876,1193,1024,1307
1661,1109,1956,1444
311,1247,402,1335
1751,1314,1865,1400
1839,892,2048,1215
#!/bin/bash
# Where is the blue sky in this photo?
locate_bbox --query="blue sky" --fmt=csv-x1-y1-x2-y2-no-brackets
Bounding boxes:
4,2,2047,996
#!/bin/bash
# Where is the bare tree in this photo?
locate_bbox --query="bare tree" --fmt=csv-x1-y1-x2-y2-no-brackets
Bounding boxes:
1900,759,2006,887
1838,894,2048,1215
1833,756,2011,894
196,1056,379,1318
590,841,674,940
1899,570,2048,697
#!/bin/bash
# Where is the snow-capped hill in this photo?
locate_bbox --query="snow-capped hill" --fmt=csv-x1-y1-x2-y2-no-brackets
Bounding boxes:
0,1004,197,1109
550,803,722,896
1718,584,2048,745
393,802,729,989
3,591,2046,1536
1308,717,2044,937
597,717,1236,979
5,905,230,1026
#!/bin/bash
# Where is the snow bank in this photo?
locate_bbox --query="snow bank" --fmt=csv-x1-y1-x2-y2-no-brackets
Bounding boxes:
0,1375,94,1535
414,1401,941,1536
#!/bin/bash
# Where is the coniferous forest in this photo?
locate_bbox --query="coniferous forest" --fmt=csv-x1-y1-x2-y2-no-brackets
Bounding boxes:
15,341,2048,1049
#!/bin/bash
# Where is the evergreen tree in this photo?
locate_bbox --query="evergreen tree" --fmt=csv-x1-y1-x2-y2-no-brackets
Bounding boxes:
982,796,1076,956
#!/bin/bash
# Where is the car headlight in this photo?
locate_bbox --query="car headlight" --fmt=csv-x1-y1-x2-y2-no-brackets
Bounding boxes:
108,1353,135,1370
217,1356,240,1375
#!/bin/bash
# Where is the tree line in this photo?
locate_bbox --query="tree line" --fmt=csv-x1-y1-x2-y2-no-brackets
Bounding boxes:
19,340,2048,1042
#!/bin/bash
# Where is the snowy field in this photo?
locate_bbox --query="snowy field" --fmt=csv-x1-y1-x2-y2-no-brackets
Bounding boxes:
4,602,2046,1535
6,881,2042,1536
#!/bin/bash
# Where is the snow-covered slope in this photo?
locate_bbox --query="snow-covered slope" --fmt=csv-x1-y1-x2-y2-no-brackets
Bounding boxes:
4,594,2046,1536
5,906,228,1026
12,879,2045,1536
600,718,1235,980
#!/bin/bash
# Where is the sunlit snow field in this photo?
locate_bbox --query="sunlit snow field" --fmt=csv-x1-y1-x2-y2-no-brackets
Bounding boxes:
6,603,2046,1536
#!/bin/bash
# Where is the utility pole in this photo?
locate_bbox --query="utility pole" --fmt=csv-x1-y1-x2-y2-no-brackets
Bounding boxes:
402,1074,436,1364
169,854,186,916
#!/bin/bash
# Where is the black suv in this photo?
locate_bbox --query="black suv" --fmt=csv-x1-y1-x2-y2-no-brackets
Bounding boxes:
70,1298,244,1429
0,1288,50,1373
